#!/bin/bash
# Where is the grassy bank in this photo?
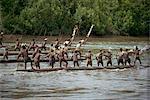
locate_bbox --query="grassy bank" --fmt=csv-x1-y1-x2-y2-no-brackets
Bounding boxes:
2,35,149,43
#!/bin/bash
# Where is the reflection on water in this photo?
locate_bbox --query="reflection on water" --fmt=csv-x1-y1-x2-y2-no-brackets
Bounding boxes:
0,42,149,100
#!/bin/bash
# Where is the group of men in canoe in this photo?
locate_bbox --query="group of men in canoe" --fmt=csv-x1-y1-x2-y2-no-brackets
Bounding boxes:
0,25,91,69
1,38,143,70
0,24,147,70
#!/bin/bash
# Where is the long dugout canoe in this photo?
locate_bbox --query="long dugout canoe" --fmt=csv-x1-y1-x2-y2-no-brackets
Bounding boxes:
0,58,86,63
0,51,49,56
0,47,77,56
17,67,64,72
16,65,135,72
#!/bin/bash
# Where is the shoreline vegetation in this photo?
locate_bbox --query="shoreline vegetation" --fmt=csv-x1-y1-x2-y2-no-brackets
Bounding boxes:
1,0,149,36
2,35,149,43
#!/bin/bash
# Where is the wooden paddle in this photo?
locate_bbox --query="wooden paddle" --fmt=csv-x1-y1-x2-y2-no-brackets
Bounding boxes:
86,24,94,38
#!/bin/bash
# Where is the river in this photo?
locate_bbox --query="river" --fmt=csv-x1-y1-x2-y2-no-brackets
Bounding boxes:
0,41,149,100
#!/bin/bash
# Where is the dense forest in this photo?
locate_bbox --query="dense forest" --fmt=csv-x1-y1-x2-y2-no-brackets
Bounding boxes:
0,0,150,36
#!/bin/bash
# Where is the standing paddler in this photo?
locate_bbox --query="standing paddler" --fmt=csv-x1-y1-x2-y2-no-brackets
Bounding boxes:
32,45,39,59
54,38,60,49
63,43,69,58
104,50,113,66
45,49,55,68
33,50,41,69
86,50,93,67
63,39,71,46
96,49,104,67
14,38,20,51
29,39,35,50
58,48,68,68
116,48,124,66
72,50,80,67
17,45,32,69
75,41,82,57
124,49,131,66
41,38,47,50
3,48,8,60
134,46,142,65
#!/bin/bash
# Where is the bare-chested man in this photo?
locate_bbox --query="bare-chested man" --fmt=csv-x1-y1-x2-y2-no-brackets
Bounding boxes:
63,39,71,46
76,37,87,52
72,50,79,67
104,51,112,66
134,46,142,65
32,45,39,59
117,48,124,65
96,49,104,67
75,41,82,57
17,45,32,69
63,44,68,58
33,50,41,69
3,48,8,60
45,49,55,68
79,38,88,45
86,50,93,67
14,39,20,51
58,48,68,68
124,49,131,66
41,38,47,51
54,39,59,49
29,39,35,50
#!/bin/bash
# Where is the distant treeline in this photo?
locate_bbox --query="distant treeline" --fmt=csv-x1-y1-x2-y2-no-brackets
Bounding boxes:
0,0,149,36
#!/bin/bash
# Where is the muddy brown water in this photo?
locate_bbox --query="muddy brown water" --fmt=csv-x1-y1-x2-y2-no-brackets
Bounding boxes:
0,41,149,100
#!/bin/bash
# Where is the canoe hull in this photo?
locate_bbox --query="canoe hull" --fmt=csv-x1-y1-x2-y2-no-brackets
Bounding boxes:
16,65,135,72
0,58,86,63
16,67,64,72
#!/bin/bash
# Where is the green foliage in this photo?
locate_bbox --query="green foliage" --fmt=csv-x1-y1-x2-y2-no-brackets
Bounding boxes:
0,0,149,36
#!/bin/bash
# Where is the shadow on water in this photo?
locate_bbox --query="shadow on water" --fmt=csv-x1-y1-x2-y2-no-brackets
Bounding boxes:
1,87,89,99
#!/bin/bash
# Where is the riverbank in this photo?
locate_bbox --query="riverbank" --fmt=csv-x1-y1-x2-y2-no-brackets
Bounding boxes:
2,34,149,43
